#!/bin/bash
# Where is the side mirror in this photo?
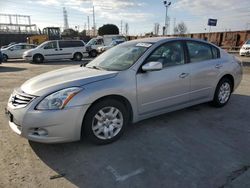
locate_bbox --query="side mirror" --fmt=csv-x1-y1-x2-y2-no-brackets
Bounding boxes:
142,61,163,72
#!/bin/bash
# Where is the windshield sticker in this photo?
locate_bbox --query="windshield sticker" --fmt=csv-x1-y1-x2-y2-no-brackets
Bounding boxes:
136,43,152,48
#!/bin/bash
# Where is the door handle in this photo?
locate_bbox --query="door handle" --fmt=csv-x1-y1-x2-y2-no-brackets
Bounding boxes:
59,48,63,51
55,49,58,51
179,73,189,78
215,64,223,69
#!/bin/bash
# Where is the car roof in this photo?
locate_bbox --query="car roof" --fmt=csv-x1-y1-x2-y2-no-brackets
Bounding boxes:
14,43,33,45
131,37,219,48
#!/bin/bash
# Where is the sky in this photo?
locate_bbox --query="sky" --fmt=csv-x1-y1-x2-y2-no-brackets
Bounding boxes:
0,0,250,35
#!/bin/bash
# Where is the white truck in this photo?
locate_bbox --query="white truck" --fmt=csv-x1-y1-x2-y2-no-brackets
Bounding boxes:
86,35,127,57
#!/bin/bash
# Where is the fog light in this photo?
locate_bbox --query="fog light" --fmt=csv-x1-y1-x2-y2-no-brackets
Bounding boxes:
31,128,48,136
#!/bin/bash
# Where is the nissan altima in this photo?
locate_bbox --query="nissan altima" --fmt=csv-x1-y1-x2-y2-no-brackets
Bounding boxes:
6,37,243,144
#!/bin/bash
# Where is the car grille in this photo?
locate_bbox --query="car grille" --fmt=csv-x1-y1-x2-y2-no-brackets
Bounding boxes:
244,47,250,50
9,91,36,108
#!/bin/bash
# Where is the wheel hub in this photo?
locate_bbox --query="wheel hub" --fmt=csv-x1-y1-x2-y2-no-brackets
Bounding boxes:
218,82,231,104
92,106,123,140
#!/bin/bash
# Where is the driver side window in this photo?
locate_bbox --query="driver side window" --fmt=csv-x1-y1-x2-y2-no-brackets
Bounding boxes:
146,41,185,68
44,41,57,49
11,45,22,50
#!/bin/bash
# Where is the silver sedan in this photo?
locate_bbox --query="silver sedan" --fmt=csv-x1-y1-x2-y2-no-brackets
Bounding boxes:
6,37,243,144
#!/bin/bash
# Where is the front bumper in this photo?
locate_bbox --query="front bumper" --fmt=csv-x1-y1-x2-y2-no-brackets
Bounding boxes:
22,55,33,61
7,94,90,143
239,49,250,56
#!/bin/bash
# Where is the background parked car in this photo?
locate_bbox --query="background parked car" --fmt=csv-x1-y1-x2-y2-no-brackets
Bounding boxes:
86,35,127,57
1,43,37,61
0,50,2,64
239,40,250,56
1,42,17,49
23,40,87,63
97,39,125,54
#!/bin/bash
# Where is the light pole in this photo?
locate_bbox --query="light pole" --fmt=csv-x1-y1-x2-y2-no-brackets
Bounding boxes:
163,1,171,35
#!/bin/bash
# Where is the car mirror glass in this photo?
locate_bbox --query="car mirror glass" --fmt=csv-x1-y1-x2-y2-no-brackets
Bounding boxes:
142,61,163,72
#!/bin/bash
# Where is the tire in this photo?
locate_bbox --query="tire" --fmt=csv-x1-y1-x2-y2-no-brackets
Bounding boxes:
2,54,8,62
83,99,129,144
73,52,83,61
33,54,44,63
89,50,97,58
212,78,233,107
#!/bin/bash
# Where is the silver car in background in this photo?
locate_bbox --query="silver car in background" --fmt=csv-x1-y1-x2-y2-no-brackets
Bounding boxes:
6,37,243,144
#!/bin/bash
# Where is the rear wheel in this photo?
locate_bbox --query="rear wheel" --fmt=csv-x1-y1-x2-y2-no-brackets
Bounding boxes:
212,78,232,107
33,54,44,63
2,54,8,62
73,52,83,61
83,99,129,144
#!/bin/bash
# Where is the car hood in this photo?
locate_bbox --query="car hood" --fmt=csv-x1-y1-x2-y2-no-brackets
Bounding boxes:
1,48,8,53
242,44,250,48
23,49,36,54
21,66,118,96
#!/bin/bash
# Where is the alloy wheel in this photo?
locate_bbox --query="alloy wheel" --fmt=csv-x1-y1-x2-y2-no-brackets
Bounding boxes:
91,107,123,140
218,82,231,104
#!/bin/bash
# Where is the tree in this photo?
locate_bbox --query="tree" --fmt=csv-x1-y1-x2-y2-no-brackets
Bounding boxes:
174,22,187,35
61,28,78,37
98,24,119,36
79,30,87,37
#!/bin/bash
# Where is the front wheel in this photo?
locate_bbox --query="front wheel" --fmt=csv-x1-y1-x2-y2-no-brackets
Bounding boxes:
212,78,232,107
89,50,97,58
2,54,8,62
33,54,44,63
83,99,129,144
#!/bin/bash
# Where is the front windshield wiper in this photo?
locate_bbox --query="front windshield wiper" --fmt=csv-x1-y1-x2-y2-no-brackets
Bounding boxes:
86,65,105,70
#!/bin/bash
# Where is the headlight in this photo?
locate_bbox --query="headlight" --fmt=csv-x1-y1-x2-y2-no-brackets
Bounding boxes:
36,87,82,110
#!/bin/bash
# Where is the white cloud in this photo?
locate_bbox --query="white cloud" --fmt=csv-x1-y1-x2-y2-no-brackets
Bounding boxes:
37,0,60,6
174,0,249,16
33,0,151,24
171,0,250,33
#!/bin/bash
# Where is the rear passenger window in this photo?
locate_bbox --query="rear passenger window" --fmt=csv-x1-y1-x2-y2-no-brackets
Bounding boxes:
187,41,213,63
59,41,84,48
211,46,220,59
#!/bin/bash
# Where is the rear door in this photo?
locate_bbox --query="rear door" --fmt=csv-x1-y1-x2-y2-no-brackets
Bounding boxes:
186,41,222,101
58,41,74,59
136,41,191,115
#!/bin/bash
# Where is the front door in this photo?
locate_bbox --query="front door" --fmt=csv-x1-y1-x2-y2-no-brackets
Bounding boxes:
136,41,190,115
43,41,59,60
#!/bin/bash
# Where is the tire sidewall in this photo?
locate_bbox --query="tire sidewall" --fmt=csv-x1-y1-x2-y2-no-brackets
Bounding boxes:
83,99,129,144
90,50,97,57
213,78,232,107
2,54,8,62
33,54,44,63
74,53,83,61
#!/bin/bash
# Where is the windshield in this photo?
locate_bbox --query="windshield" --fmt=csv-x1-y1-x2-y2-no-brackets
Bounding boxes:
37,41,50,48
245,40,250,45
86,41,152,71
86,38,96,46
